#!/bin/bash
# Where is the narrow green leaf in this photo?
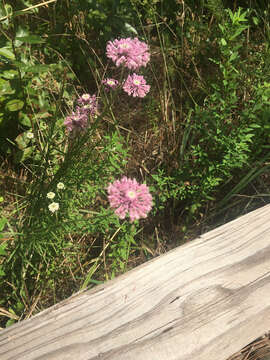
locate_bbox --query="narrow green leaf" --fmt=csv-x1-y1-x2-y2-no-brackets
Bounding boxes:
0,267,5,277
16,35,44,44
229,52,238,61
0,242,8,256
0,217,7,231
22,64,56,73
81,260,99,290
252,16,259,25
124,23,138,35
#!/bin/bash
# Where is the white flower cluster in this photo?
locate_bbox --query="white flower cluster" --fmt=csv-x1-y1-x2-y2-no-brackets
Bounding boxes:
47,183,65,213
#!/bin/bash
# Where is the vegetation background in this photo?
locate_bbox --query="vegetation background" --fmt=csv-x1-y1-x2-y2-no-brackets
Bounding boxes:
1,0,270,329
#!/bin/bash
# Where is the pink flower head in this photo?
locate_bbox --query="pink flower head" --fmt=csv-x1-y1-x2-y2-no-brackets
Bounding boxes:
108,176,153,222
77,94,98,116
102,78,119,91
106,37,150,70
122,73,150,98
77,93,92,105
64,108,88,132
64,94,98,132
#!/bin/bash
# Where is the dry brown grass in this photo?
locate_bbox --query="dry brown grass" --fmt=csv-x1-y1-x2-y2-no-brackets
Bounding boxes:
228,332,270,360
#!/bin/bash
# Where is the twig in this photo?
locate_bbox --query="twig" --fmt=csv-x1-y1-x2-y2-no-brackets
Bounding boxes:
0,0,57,21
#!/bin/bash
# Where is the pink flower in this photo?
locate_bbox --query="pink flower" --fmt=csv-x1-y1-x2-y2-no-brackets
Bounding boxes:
106,37,150,70
122,73,150,98
102,78,119,91
64,93,98,132
77,94,98,116
77,93,92,105
108,176,153,222
64,108,88,132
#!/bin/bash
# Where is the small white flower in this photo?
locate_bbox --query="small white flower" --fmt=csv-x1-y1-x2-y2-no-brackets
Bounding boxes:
57,182,65,190
48,202,59,213
26,132,34,139
82,94,91,101
47,192,55,199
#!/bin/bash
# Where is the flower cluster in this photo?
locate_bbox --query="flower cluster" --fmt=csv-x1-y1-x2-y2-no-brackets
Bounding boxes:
106,37,150,70
123,74,150,98
64,109,88,132
77,94,98,116
64,94,98,132
47,183,65,213
102,78,119,91
105,37,151,98
107,176,153,222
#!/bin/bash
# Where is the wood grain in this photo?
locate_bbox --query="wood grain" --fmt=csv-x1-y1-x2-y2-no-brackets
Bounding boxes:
1,205,270,360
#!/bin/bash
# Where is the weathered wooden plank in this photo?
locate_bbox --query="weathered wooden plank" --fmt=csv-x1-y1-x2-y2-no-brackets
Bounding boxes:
1,204,270,360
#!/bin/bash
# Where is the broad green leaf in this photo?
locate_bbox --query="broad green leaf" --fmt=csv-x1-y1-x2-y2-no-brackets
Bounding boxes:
14,146,33,163
2,70,17,79
15,27,29,47
220,38,227,46
15,27,28,38
15,133,27,150
20,146,33,162
6,99,24,112
0,48,15,60
0,78,14,96
18,113,31,127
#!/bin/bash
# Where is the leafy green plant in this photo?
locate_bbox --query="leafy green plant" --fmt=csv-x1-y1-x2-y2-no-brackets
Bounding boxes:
150,7,269,220
0,18,69,159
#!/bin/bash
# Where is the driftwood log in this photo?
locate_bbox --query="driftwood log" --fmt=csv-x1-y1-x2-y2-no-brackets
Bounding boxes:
1,204,270,360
